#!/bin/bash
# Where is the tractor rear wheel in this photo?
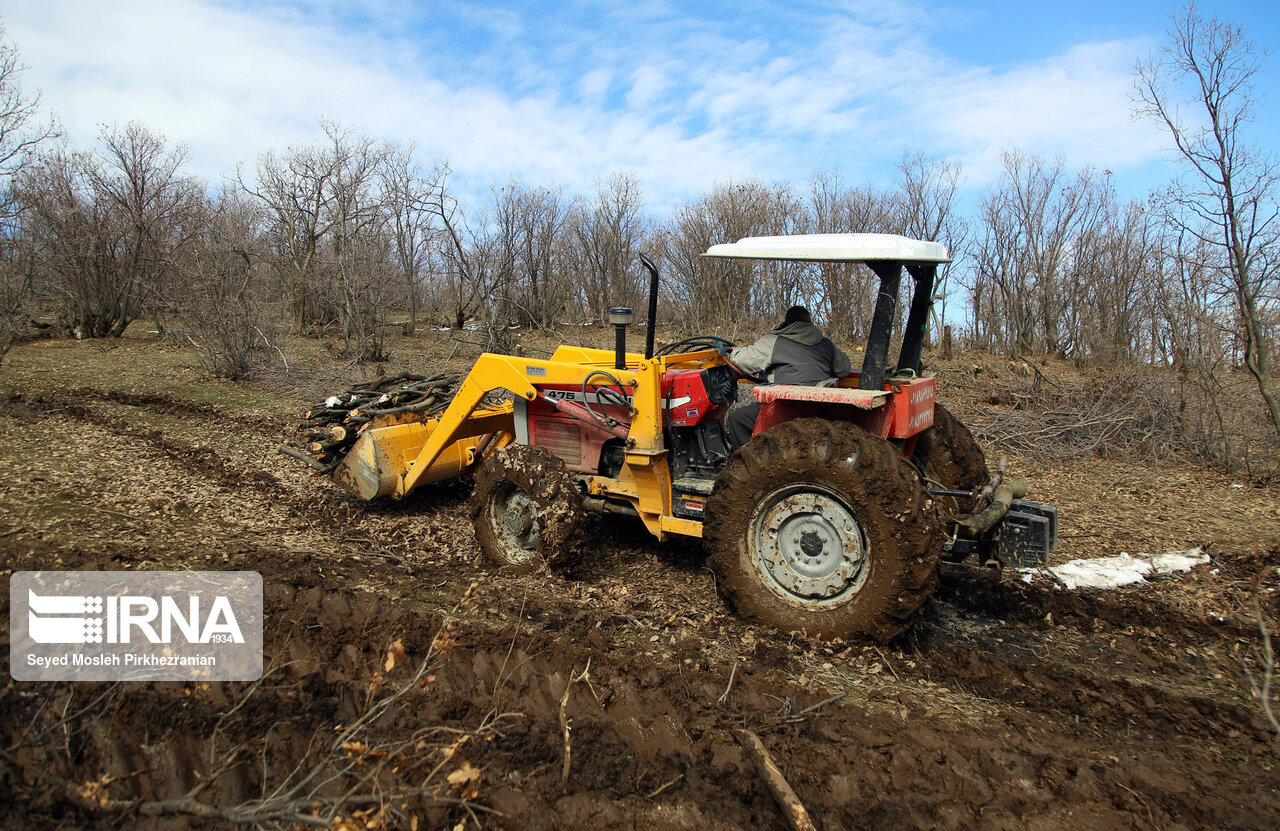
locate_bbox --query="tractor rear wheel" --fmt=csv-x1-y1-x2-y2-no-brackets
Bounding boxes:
705,419,942,641
912,404,988,492
472,444,584,574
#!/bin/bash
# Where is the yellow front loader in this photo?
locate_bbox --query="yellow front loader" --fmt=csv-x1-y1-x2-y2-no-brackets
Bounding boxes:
333,342,715,542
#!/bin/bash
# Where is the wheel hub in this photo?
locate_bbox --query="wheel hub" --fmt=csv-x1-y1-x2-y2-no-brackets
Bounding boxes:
493,486,540,561
503,498,536,536
751,487,868,604
799,531,825,557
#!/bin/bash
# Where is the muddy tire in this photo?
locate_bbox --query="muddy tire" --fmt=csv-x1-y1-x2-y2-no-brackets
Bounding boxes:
471,444,584,574
912,404,988,492
705,419,943,641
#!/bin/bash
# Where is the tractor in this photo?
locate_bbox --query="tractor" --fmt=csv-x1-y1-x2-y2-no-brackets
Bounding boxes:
328,233,1057,640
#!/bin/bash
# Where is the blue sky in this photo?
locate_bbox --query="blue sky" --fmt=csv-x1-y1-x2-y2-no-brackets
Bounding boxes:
5,0,1279,213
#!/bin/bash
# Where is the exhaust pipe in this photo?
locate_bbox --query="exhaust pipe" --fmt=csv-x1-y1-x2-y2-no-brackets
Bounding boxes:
639,254,659,359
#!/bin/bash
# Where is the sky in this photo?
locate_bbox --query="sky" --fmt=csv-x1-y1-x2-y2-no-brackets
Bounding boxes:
4,0,1279,214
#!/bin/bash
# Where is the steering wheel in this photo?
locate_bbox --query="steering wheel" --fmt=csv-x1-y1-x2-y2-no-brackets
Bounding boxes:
717,344,768,383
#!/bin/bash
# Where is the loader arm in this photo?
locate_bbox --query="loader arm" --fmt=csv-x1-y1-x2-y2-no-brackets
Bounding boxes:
399,354,536,497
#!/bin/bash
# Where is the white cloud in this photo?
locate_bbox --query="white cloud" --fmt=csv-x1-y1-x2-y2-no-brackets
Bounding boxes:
576,68,613,106
2,0,1175,211
626,65,668,110
911,41,1165,183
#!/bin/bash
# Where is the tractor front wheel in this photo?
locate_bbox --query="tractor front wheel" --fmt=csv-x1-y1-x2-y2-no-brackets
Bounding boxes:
705,419,942,641
472,444,584,574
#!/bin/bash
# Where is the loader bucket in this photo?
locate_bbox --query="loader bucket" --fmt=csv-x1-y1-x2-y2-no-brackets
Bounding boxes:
332,406,512,500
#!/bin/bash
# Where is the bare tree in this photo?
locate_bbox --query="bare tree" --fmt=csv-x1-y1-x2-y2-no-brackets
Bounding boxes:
0,23,58,360
661,180,763,332
969,151,1106,356
807,167,897,342
567,172,647,325
89,123,204,335
320,121,391,360
1072,192,1159,363
0,23,55,183
17,125,201,339
1155,229,1241,466
1135,2,1280,437
175,187,268,378
421,161,491,333
243,122,398,360
241,137,341,332
512,182,570,329
378,143,439,336
892,151,967,340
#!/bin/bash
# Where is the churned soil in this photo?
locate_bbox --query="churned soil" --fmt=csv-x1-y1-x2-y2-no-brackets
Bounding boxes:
0,333,1278,829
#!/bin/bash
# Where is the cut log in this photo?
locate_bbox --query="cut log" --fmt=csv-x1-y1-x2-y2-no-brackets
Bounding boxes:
282,371,462,475
305,406,350,421
362,394,438,418
278,444,329,473
733,729,816,831
961,479,1029,535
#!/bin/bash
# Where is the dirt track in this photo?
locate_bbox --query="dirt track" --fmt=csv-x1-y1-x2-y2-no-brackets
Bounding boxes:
1,338,1279,829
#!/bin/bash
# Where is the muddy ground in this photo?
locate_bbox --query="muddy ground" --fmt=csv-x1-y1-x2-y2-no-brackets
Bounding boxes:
1,333,1278,829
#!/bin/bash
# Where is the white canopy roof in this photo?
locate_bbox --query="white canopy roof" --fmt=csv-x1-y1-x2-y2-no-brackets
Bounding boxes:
703,233,950,264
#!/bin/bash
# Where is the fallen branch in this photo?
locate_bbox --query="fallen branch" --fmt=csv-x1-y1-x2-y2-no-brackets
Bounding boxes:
1244,595,1280,735
559,658,593,789
278,444,329,473
646,772,685,799
254,326,289,374
1016,356,1062,390
718,660,738,704
777,692,847,723
733,729,816,831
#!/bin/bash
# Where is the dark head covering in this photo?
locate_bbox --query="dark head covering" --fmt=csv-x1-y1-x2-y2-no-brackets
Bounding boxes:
784,305,811,325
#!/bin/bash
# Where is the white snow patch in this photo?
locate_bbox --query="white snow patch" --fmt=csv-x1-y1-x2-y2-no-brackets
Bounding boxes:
324,395,343,408
1021,548,1209,590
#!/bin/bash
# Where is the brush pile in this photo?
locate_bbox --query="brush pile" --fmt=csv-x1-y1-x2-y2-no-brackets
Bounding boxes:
281,372,461,472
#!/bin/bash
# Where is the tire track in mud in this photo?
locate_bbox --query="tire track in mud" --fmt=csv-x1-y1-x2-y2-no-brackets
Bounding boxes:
914,634,1260,741
0,390,370,532
63,386,282,430
0,575,774,829
918,577,1270,742
0,389,482,597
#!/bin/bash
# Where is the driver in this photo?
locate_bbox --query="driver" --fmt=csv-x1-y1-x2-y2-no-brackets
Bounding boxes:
725,305,852,448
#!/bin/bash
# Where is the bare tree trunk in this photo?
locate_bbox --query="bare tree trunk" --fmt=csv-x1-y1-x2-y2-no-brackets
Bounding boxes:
1135,5,1280,438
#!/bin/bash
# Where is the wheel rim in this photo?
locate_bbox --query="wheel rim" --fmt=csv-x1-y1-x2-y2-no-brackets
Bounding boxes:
489,483,540,564
748,484,869,607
